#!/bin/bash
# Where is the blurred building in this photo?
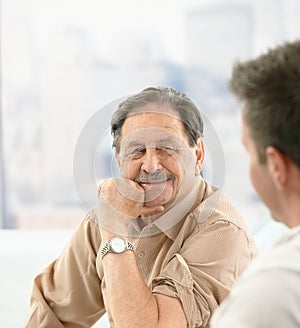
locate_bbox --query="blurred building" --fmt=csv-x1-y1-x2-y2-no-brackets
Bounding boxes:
184,2,253,78
2,0,300,229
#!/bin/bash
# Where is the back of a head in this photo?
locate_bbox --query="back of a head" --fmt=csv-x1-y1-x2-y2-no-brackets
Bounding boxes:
229,40,300,169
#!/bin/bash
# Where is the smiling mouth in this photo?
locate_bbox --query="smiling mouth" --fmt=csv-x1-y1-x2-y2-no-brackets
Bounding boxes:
135,177,173,185
141,180,167,185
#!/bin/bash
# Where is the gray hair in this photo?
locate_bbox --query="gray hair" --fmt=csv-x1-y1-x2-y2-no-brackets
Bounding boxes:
111,86,204,153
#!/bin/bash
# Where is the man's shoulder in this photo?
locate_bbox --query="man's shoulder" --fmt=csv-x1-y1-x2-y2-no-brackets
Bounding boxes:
70,209,101,245
191,181,247,230
247,229,300,276
79,209,98,226
240,248,300,297
177,182,257,253
212,251,300,327
212,233,300,327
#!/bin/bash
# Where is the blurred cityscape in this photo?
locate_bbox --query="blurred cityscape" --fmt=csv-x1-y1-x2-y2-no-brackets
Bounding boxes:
1,0,300,230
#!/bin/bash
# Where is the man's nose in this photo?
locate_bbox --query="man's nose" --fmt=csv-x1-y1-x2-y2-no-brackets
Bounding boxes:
140,148,163,173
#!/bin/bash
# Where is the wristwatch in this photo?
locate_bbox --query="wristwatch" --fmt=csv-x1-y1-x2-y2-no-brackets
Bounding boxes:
101,236,134,258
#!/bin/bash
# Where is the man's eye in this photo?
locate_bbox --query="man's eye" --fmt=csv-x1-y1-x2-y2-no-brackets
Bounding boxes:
159,146,176,152
132,147,145,154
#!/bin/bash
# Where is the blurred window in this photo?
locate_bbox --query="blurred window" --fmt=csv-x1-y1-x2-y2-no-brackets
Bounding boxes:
1,0,300,229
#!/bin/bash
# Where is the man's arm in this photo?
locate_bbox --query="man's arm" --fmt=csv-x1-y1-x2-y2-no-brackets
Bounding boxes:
101,239,187,328
97,178,187,327
24,214,105,328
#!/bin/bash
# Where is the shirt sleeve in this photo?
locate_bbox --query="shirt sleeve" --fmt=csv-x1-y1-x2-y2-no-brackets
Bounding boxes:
24,211,105,328
152,219,256,327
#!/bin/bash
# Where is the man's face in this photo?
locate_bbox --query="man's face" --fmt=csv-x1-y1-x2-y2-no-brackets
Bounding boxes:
241,110,280,220
116,105,203,211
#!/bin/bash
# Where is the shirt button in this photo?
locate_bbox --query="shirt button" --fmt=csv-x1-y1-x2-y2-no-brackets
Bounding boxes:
138,251,145,259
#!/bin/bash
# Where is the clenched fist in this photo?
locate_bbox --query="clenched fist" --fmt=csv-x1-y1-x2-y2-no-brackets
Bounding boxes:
96,178,165,238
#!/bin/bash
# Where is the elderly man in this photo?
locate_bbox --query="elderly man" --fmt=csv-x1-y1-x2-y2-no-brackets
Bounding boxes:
24,87,257,328
211,41,300,327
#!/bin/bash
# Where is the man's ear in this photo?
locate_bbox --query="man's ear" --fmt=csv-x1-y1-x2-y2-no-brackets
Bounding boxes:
265,146,288,189
115,150,121,168
195,138,205,176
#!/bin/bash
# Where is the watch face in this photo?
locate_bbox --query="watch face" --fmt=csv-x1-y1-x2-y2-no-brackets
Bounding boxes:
110,237,126,253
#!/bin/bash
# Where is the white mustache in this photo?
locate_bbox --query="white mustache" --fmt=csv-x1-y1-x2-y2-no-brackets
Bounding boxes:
134,172,173,184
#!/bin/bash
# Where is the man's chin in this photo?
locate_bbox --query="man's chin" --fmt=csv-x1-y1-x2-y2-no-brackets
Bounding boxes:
143,185,177,213
270,212,281,223
144,198,173,212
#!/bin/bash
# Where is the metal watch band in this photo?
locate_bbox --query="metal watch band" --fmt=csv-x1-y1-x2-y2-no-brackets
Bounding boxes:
101,237,134,258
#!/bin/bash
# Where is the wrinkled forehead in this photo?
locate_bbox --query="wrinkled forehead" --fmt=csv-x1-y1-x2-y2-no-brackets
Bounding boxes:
123,104,184,130
119,108,190,155
120,127,185,149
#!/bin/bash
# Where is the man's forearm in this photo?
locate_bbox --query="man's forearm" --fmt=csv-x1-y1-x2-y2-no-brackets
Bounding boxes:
102,250,160,328
97,178,187,328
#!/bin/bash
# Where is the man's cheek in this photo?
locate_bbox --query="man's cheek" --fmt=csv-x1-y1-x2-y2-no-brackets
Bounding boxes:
119,162,136,179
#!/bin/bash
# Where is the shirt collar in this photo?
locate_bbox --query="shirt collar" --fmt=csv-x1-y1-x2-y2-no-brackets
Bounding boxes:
276,225,300,245
127,176,206,240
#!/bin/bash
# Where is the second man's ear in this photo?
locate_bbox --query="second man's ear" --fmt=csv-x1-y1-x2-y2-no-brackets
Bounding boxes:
115,150,121,168
195,138,205,176
265,146,288,189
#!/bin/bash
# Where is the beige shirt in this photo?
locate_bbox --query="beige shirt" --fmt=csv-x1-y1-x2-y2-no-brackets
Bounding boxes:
24,180,257,328
211,226,300,328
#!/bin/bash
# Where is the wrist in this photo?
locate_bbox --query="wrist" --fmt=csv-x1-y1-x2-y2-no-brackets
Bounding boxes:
100,236,135,259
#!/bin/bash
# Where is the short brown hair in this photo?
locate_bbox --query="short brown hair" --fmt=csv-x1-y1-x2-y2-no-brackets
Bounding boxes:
229,40,300,168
